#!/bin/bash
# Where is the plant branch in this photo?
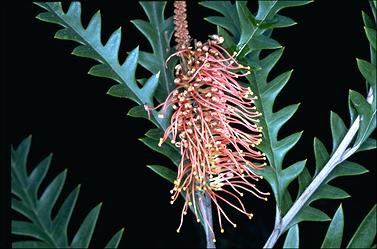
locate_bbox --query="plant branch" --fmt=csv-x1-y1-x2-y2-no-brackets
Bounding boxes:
263,88,374,248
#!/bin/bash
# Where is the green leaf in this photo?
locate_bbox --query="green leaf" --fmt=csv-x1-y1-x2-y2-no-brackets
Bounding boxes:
12,221,51,243
313,137,330,176
139,137,181,166
34,2,167,130
321,204,344,248
147,165,178,183
347,205,376,248
330,111,348,153
287,206,330,230
131,2,175,103
349,90,374,147
283,224,299,248
52,185,81,247
307,184,350,204
362,10,375,29
297,167,311,198
357,137,377,152
37,170,67,229
71,203,102,248
357,59,376,87
105,228,125,249
12,241,51,248
280,160,306,200
11,136,123,248
199,1,241,39
325,160,368,183
364,26,376,50
28,154,52,203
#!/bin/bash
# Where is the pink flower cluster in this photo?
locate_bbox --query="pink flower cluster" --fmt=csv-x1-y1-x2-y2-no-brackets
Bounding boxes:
145,35,269,242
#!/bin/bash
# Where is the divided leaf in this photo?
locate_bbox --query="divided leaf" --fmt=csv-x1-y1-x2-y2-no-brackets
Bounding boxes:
346,205,376,248
321,204,344,248
200,1,311,215
11,136,123,248
283,224,299,248
34,2,167,130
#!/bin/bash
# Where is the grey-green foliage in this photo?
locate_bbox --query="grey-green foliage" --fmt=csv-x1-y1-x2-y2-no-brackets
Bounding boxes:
200,0,312,216
282,204,376,248
11,135,124,248
290,1,376,231
33,1,181,178
201,0,376,228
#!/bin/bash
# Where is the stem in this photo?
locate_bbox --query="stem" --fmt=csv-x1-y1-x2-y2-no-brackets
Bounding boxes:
200,191,216,248
263,88,374,248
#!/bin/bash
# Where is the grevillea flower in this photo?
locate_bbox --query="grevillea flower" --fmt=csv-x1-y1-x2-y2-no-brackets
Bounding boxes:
144,34,269,242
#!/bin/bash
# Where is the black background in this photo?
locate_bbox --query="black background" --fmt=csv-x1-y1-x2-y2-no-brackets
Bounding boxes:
2,1,376,248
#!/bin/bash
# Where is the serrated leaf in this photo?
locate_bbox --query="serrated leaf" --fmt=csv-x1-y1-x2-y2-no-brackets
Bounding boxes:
321,204,344,248
88,64,121,83
139,137,181,166
28,154,52,203
325,160,368,183
364,26,376,50
357,59,376,86
330,111,348,153
132,2,175,103
105,228,124,249
12,221,51,243
362,10,375,29
199,1,240,39
357,137,377,152
347,205,376,248
297,167,311,198
350,90,374,146
274,132,303,170
34,2,167,130
261,70,293,110
147,165,177,183
308,184,350,204
287,206,330,230
37,170,67,229
313,137,330,176
12,136,123,248
283,224,299,248
145,128,165,140
270,103,300,138
12,241,51,248
52,185,81,247
12,198,34,221
249,35,282,52
280,160,306,198
71,203,102,248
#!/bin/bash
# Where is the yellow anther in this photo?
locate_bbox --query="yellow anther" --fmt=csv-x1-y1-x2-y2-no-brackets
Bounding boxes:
197,219,201,223
212,238,216,243
158,138,163,147
233,224,237,228
171,140,176,144
176,229,180,233
221,229,224,233
188,201,192,206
